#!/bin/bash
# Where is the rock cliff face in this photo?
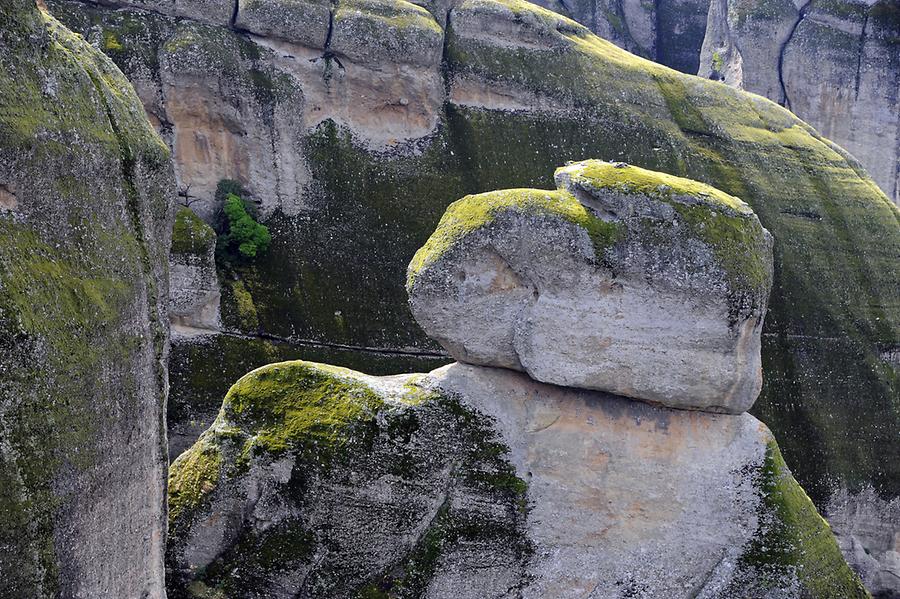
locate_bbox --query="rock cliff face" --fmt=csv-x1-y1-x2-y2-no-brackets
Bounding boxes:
50,0,900,592
0,2,174,597
699,0,900,206
168,171,866,597
171,206,220,332
521,0,900,207
168,360,867,599
528,0,713,73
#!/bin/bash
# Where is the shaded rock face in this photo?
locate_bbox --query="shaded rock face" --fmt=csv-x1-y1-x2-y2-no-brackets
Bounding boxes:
408,160,773,413
51,0,900,587
528,0,713,73
167,360,867,598
826,486,900,598
0,3,173,597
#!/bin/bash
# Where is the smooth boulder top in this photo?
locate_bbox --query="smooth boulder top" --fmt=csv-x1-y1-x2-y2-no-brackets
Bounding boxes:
407,159,774,413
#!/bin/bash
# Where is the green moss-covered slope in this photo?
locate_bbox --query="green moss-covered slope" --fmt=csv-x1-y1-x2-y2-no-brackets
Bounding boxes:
0,4,173,597
172,206,216,256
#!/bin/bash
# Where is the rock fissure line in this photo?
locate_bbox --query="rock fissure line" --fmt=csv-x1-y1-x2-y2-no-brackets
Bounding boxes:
205,328,451,358
229,0,239,29
777,0,812,109
853,11,869,101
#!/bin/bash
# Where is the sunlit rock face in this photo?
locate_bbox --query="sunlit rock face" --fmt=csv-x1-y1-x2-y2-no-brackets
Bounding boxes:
0,2,174,596
408,160,773,413
167,360,867,599
50,0,900,590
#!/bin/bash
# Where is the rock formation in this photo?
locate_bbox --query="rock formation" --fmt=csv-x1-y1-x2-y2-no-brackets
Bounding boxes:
170,206,220,333
168,169,866,598
408,160,773,413
529,0,713,73
521,0,900,207
699,0,900,205
0,2,174,597
49,0,900,592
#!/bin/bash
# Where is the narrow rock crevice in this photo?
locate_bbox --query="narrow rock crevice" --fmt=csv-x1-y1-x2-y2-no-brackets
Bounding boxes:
854,11,869,100
229,0,239,29
213,327,450,359
439,7,455,98
777,0,811,109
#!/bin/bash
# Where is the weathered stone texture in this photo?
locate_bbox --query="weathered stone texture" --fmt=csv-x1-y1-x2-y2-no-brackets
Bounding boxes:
48,0,900,591
408,161,773,413
0,3,174,597
167,360,868,598
170,206,221,332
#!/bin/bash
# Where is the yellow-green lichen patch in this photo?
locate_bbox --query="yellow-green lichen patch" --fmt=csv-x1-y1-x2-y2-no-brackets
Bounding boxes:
168,433,223,524
407,188,622,286
221,361,387,456
737,440,870,598
556,160,752,215
172,207,216,256
226,278,259,331
336,0,442,34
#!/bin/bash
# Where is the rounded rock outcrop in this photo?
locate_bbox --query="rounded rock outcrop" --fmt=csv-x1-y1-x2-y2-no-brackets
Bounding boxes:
407,160,774,413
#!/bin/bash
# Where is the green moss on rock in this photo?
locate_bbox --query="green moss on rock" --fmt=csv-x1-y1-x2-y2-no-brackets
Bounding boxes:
168,434,223,523
730,440,870,598
407,188,622,286
0,5,172,596
221,361,387,455
172,207,216,256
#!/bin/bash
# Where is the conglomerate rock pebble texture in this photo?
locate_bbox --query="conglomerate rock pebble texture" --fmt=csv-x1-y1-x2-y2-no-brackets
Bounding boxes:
0,2,174,597
167,360,868,599
49,0,900,588
408,160,773,413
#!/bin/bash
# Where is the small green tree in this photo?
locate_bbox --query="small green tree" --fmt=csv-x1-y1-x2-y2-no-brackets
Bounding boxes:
222,193,271,259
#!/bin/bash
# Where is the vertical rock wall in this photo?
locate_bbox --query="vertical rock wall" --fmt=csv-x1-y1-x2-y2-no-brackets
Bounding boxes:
0,3,174,596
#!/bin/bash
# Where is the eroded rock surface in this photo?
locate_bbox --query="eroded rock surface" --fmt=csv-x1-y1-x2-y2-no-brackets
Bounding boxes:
699,0,900,205
408,160,773,412
826,486,900,598
50,0,900,588
171,206,221,333
0,3,173,596
167,360,867,598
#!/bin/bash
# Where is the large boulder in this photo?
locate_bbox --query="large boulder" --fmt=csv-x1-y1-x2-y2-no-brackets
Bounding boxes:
167,360,867,598
408,160,773,413
0,3,173,597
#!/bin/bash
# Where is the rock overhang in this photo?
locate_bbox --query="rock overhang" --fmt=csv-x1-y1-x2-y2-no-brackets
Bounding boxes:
407,159,774,413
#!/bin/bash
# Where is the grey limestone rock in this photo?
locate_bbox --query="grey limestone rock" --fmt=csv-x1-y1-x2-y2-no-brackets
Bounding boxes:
166,360,867,598
407,160,774,413
0,2,174,596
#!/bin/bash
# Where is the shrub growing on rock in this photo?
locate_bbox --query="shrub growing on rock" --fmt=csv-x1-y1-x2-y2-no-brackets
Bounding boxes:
220,192,271,259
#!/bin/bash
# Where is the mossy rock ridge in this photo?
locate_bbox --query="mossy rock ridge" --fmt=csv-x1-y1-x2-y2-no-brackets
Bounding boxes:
50,0,900,537
0,4,174,597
